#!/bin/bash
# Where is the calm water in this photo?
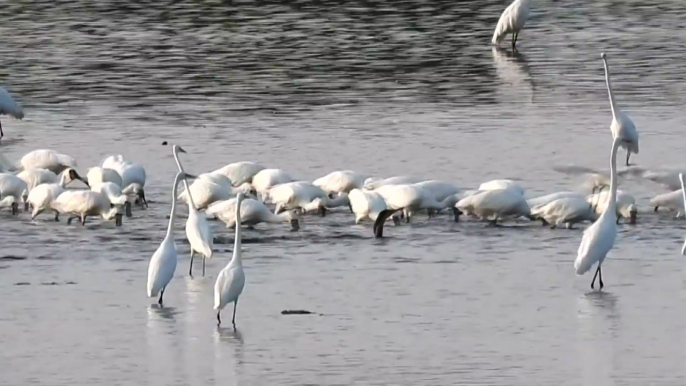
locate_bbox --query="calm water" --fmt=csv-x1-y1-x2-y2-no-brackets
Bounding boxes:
2,1,686,385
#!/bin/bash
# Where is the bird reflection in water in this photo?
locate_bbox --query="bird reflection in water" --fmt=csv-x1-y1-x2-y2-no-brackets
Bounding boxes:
492,46,535,103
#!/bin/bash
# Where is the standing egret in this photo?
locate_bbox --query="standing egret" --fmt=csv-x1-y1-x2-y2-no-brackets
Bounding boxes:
574,137,622,289
214,192,247,328
491,0,532,50
147,172,186,306
0,87,24,142
680,174,686,255
172,145,213,277
601,53,639,166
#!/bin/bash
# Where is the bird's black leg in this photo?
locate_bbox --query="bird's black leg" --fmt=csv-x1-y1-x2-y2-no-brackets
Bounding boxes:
598,266,604,289
81,215,86,226
0,119,3,143
232,300,238,329
158,288,165,306
202,256,206,277
189,251,194,277
512,32,518,50
217,310,221,326
626,151,631,166
591,265,600,289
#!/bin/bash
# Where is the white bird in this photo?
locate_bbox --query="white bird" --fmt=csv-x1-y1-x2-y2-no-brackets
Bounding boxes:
601,53,639,166
178,172,245,210
91,181,130,216
87,166,123,188
102,155,147,208
27,169,88,220
412,180,461,215
251,169,294,202
679,173,686,255
211,161,265,186
491,0,531,50
649,190,685,217
0,173,27,215
147,171,186,306
17,169,58,192
0,195,16,212
269,181,349,216
364,176,422,190
214,192,247,328
206,197,300,231
586,188,637,224
527,191,585,209
530,195,596,228
575,137,622,289
349,188,389,224
0,87,24,142
478,179,525,195
313,170,366,195
455,188,530,224
50,190,123,226
172,145,214,277
19,149,77,175
620,166,686,191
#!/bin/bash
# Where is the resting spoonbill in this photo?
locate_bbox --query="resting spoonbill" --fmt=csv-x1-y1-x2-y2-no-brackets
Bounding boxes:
214,193,247,328
147,172,187,306
575,137,622,289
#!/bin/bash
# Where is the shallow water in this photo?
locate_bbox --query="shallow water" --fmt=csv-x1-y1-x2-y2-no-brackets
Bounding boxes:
2,1,686,385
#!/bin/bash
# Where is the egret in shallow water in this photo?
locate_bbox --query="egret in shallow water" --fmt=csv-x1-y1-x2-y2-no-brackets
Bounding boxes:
214,193,247,328
601,52,639,166
172,145,213,277
492,0,531,50
574,137,622,290
147,172,186,306
0,87,24,142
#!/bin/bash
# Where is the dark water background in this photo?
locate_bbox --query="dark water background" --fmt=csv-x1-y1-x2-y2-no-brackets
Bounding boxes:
1,1,686,385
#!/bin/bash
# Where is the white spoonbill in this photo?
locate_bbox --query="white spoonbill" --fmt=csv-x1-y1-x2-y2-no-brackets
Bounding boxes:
455,188,530,224
0,87,24,142
491,0,531,50
27,169,88,220
412,180,461,215
575,137,622,289
212,161,265,186
87,166,123,188
147,172,186,306
601,53,639,166
649,190,685,216
178,172,246,210
214,192,247,328
206,197,300,231
251,168,294,202
269,181,349,216
478,179,525,195
172,145,214,277
51,190,123,226
0,196,16,212
527,191,585,209
19,149,77,175
586,188,637,224
364,176,422,190
91,181,131,216
102,155,147,207
349,188,389,224
0,173,27,215
313,170,366,195
529,195,596,229
680,173,686,255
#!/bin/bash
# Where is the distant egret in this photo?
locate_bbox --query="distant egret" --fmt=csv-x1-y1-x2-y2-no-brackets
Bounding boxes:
214,192,247,328
0,87,24,142
601,53,639,166
574,137,622,289
172,145,214,277
147,172,186,306
492,0,531,50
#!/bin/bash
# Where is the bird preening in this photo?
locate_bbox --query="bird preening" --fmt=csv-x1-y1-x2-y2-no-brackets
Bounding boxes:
492,0,532,51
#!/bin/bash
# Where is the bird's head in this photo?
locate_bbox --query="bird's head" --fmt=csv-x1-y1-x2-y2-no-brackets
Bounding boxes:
600,52,607,60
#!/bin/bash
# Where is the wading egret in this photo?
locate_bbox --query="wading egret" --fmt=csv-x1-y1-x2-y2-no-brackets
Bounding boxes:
601,53,639,166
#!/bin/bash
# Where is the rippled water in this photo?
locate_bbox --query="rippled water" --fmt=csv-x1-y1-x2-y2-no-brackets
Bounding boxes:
2,1,686,385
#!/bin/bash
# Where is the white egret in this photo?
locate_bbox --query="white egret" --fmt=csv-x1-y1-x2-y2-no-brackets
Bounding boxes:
680,173,686,255
491,0,531,50
601,53,639,166
172,145,214,277
0,87,24,142
147,171,186,306
575,138,622,289
214,192,247,328
206,197,300,231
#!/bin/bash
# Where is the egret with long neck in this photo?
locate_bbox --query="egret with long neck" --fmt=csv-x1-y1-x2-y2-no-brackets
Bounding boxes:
147,172,186,306
172,145,214,277
574,137,622,289
214,192,247,328
601,52,639,166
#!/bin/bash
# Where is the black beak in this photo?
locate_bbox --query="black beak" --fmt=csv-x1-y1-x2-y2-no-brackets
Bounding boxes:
290,219,299,231
138,191,148,208
453,207,462,223
79,177,90,187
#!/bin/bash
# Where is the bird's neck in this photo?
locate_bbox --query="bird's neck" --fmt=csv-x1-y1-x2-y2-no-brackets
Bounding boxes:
59,173,70,188
602,58,619,120
165,173,183,239
230,199,243,266
173,149,196,210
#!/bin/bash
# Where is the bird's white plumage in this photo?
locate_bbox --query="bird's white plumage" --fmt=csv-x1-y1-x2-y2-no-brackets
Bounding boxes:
214,193,246,319
586,189,636,220
102,155,146,198
0,87,24,119
601,53,639,165
50,190,119,222
478,179,525,195
178,172,242,210
211,161,265,186
530,195,595,228
364,176,422,190
251,169,294,201
87,166,122,188
27,169,86,219
17,169,58,191
456,188,530,220
313,170,366,195
679,174,686,255
575,138,621,277
0,173,28,202
269,181,348,213
527,191,585,209
91,181,128,206
147,172,185,300
207,197,298,229
349,188,388,223
492,0,531,46
20,150,77,174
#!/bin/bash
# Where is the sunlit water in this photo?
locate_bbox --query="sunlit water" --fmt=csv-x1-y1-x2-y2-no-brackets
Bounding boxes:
1,1,686,385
